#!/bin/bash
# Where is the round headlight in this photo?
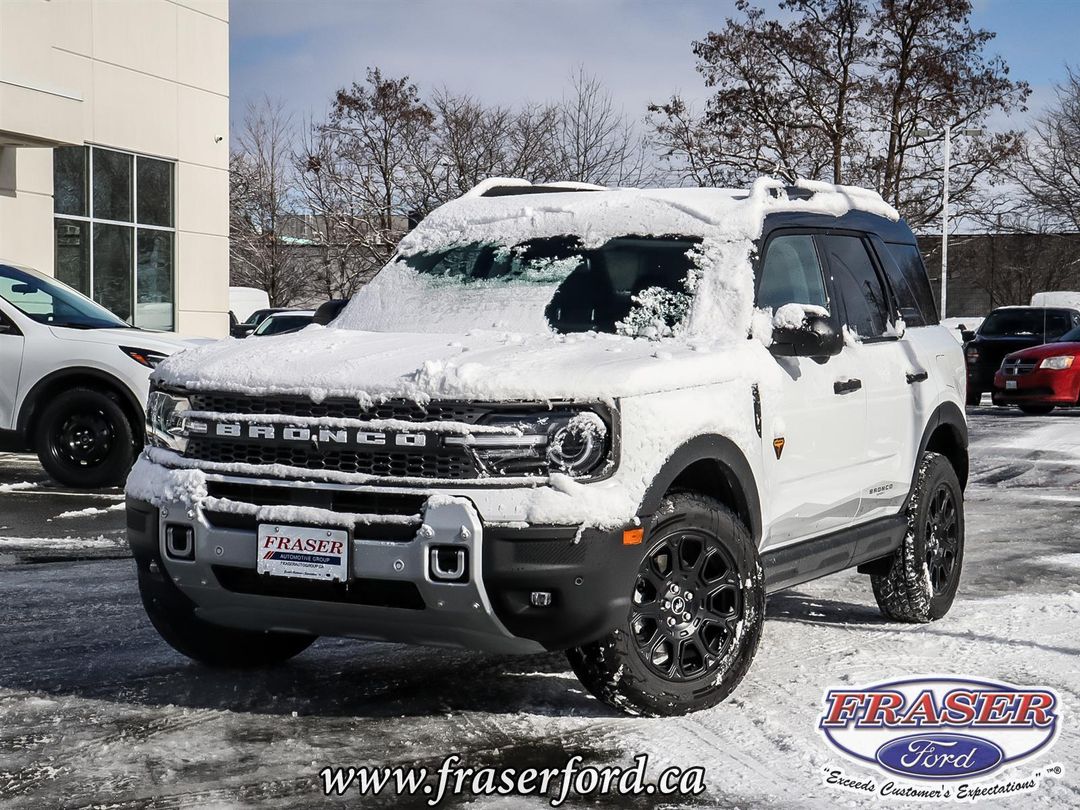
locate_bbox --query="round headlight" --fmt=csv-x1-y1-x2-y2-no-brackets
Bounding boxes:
146,390,191,452
547,412,608,476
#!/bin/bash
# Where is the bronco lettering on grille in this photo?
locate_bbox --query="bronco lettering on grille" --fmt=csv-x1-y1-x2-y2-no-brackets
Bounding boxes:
195,421,430,449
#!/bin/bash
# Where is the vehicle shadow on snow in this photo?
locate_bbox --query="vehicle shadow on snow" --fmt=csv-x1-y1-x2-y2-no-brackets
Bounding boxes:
1,616,619,719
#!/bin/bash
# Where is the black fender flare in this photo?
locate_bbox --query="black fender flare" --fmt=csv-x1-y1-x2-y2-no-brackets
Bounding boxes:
16,367,145,438
915,400,969,490
638,434,763,542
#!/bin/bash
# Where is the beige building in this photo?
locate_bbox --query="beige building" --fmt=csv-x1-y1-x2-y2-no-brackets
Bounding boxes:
0,0,230,337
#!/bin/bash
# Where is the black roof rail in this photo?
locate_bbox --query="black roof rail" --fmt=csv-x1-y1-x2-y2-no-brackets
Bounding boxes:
480,184,604,198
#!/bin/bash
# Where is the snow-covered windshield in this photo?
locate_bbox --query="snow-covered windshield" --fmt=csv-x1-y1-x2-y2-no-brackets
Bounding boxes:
340,236,700,337
979,309,1073,340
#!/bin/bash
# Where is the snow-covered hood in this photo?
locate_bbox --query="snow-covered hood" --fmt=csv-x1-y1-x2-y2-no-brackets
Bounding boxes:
152,326,767,402
49,326,208,354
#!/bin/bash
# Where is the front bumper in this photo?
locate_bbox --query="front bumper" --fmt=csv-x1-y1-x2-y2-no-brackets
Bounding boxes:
992,369,1080,405
127,494,644,654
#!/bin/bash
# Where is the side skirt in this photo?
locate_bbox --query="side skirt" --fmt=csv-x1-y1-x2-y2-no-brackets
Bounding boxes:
761,514,906,594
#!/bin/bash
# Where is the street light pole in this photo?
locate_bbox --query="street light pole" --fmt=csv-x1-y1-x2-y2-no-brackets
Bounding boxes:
941,124,951,318
914,124,984,319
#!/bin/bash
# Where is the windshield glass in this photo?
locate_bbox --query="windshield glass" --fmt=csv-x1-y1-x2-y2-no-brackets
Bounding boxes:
0,264,130,329
341,236,699,337
1055,325,1080,343
978,309,1072,340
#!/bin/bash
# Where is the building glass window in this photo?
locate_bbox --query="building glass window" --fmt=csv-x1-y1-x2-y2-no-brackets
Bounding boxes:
53,145,175,330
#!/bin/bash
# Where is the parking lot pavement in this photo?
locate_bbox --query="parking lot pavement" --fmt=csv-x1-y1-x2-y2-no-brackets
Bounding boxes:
0,453,127,564
0,413,1077,808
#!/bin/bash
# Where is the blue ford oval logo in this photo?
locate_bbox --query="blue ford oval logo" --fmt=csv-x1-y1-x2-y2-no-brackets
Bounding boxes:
875,733,1004,779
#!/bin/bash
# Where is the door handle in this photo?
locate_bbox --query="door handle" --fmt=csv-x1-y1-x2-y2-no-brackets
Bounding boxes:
906,370,929,384
833,378,862,395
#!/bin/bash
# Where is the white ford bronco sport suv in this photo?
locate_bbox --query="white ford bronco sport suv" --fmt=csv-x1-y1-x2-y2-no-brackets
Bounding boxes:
0,262,198,487
127,178,967,716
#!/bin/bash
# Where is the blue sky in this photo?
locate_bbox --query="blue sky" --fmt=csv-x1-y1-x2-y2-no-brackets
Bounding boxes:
230,0,1079,133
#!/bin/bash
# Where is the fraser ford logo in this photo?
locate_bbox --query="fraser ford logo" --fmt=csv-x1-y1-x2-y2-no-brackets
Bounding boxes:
818,676,1063,801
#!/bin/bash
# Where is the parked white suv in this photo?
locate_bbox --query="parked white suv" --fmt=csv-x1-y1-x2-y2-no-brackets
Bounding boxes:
0,263,200,487
127,178,968,716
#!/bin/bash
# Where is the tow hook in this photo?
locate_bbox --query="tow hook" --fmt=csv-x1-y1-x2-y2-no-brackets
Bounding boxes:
429,546,468,582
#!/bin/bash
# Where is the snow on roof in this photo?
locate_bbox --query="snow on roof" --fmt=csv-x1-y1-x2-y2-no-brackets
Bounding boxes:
399,176,899,256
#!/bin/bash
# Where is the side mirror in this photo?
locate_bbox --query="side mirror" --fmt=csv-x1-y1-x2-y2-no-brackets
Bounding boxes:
770,314,843,359
960,329,976,343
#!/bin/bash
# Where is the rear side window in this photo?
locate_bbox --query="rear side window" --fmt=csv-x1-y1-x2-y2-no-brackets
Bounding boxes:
755,234,830,312
883,243,939,326
820,235,891,338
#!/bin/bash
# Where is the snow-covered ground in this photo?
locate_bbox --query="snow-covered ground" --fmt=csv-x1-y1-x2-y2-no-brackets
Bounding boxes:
0,409,1077,808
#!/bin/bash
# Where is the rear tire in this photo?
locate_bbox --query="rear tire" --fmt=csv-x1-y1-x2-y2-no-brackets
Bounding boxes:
871,452,964,623
1019,404,1054,415
34,387,136,488
567,492,765,716
138,569,316,667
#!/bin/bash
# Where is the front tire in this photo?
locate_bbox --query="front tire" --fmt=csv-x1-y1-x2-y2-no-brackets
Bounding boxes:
871,452,964,622
34,386,136,488
567,492,765,716
138,569,316,667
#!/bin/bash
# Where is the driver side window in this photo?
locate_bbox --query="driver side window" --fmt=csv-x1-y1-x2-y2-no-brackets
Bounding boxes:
756,234,829,312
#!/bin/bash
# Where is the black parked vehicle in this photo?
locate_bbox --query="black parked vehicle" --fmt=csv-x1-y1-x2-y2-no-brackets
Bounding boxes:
230,308,290,339
964,306,1080,405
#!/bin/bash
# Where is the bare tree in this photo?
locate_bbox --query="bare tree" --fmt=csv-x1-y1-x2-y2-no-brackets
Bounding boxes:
297,69,436,296
1013,66,1080,232
229,97,305,306
554,67,653,186
648,0,1029,227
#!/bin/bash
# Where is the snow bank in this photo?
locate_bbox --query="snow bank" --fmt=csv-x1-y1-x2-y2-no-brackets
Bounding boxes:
126,455,207,507
0,481,36,493
54,503,125,520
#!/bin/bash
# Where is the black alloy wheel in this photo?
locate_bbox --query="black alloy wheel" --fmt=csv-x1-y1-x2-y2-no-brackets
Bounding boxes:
631,529,741,682
924,485,960,597
567,492,764,716
871,452,965,622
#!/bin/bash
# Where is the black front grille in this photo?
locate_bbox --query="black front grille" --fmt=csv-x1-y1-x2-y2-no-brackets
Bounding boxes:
202,482,425,540
188,393,492,424
187,437,478,479
1001,360,1037,376
212,565,425,610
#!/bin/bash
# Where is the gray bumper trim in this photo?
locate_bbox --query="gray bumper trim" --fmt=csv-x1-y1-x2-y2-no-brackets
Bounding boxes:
156,497,545,655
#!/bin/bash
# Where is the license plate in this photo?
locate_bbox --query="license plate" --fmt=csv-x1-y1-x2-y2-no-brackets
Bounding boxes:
257,524,349,582
1006,380,1018,390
